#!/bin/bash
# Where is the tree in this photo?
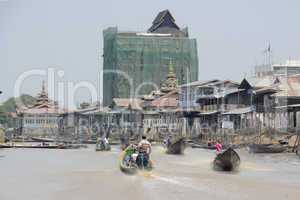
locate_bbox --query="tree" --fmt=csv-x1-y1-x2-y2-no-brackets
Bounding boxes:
0,94,36,126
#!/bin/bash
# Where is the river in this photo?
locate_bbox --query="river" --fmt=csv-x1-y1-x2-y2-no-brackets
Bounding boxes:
0,146,299,200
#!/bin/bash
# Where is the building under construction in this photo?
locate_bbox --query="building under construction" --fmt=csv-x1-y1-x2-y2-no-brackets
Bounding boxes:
102,10,198,106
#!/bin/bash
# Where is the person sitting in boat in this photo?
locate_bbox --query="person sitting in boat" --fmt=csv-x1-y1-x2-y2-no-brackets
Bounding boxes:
207,139,212,147
215,140,223,153
124,144,137,166
163,135,172,148
136,135,152,168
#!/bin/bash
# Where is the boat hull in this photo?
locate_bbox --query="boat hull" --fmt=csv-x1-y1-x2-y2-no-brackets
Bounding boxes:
0,144,13,148
95,143,111,151
0,143,81,149
31,137,55,143
191,143,216,150
119,152,153,175
249,144,287,153
166,138,186,155
213,148,240,171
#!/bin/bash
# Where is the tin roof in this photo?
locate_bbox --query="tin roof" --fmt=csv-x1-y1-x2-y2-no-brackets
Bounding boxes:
151,90,178,108
113,98,143,110
254,75,300,97
180,79,239,88
151,97,178,108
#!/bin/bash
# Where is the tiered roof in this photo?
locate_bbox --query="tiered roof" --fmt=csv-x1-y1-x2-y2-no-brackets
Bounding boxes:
148,9,187,36
142,61,179,110
161,60,178,93
112,98,143,111
18,81,65,114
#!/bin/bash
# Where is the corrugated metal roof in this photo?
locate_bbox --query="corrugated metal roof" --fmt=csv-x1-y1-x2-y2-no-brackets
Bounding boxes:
113,98,143,110
179,79,221,88
152,97,178,108
19,107,66,114
253,75,300,97
180,79,240,90
150,90,178,108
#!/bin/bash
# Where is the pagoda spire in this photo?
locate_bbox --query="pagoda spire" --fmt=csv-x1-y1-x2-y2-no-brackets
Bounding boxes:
41,80,46,94
32,81,51,108
167,59,176,78
160,59,178,93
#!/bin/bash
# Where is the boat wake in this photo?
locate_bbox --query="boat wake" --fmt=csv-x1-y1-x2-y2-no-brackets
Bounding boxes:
242,163,273,172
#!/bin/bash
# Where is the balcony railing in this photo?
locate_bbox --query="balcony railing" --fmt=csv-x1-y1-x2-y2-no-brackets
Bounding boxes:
198,104,249,113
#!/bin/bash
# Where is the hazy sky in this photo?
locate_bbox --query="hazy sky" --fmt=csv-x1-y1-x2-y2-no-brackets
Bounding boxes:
1,0,300,105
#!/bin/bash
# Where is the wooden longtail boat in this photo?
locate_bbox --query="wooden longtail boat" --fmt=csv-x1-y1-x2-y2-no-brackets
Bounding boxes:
95,143,111,151
213,148,240,171
0,143,81,149
191,143,216,150
119,152,153,175
166,137,186,155
248,144,287,153
120,137,130,151
0,144,13,148
31,137,55,143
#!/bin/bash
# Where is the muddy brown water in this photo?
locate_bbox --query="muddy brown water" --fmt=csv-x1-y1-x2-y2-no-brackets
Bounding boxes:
0,146,299,200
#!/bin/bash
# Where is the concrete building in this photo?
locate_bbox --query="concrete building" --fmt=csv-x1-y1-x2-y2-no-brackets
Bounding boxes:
255,60,300,77
179,79,240,110
102,9,198,105
59,103,111,141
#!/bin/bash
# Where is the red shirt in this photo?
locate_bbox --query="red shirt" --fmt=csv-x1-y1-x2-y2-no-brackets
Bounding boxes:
215,143,222,152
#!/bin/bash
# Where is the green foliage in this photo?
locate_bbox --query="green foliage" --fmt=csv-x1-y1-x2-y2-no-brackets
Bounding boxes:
0,106,7,125
0,94,36,125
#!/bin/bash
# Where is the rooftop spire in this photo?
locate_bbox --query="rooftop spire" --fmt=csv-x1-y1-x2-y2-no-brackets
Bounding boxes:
161,59,178,93
33,81,51,108
41,80,46,94
167,59,176,79
169,59,174,73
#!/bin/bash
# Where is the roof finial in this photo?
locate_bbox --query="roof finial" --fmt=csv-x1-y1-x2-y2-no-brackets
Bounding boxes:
167,59,176,79
169,59,174,74
42,80,46,93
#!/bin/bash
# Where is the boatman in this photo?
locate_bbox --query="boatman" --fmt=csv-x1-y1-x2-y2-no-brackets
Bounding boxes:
137,135,152,168
103,137,109,145
138,135,152,154
124,144,137,165
164,135,172,148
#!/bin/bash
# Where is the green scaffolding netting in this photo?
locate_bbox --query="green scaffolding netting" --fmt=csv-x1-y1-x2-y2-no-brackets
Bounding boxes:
103,27,198,105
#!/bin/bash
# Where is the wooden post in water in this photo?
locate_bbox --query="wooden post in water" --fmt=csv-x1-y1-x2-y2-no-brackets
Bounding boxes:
293,130,300,152
0,128,5,144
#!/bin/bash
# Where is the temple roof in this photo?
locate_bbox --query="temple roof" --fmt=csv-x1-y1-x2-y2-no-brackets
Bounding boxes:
142,60,178,104
112,98,143,110
151,90,179,109
160,60,178,93
148,10,181,34
17,81,66,114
